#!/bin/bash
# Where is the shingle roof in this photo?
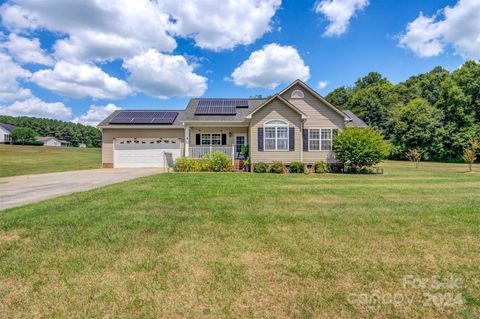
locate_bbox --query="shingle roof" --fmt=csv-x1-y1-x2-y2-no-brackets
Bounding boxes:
343,110,368,128
182,98,266,122
0,123,17,133
97,110,186,128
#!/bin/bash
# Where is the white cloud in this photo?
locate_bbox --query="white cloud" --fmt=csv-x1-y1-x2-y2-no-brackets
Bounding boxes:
317,81,329,89
31,61,132,99
231,43,310,89
399,0,480,59
0,96,72,119
123,49,208,99
163,0,281,50
0,52,32,101
0,0,176,62
2,33,54,65
73,103,121,126
314,0,369,37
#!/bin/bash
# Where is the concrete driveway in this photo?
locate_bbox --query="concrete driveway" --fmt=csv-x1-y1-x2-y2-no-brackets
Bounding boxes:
0,168,163,210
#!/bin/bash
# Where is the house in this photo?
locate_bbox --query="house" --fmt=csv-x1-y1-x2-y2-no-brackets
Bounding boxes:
0,123,17,144
36,136,69,147
98,80,366,169
78,143,87,148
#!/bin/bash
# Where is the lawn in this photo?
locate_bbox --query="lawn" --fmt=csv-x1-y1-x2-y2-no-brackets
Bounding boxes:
0,161,479,318
0,144,101,177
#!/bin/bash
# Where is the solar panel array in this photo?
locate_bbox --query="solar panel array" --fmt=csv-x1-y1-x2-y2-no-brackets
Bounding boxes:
110,111,178,125
195,99,249,115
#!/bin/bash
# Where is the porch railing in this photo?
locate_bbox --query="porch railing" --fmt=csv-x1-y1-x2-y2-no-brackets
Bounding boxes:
189,145,235,159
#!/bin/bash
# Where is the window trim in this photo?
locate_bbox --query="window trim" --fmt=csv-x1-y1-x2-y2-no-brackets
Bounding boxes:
263,119,289,151
307,128,334,151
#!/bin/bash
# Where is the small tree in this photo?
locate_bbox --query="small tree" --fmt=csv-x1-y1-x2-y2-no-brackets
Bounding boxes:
11,127,37,145
406,149,422,168
334,127,390,173
462,139,480,172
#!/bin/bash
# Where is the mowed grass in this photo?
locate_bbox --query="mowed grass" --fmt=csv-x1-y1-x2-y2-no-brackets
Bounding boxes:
0,161,479,318
0,144,101,177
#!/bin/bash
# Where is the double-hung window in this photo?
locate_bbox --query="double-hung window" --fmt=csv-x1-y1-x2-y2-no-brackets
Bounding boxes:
308,128,333,151
201,133,221,145
264,120,289,151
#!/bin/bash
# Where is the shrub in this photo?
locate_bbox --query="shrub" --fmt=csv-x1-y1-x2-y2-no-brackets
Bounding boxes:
334,127,390,173
313,161,327,173
253,162,268,173
12,140,44,146
406,149,422,168
327,163,343,173
269,161,285,174
462,139,480,172
11,127,37,144
289,161,305,173
208,151,233,172
173,157,197,172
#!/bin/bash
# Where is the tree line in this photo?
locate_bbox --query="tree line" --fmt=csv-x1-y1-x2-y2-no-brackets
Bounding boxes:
0,115,101,147
326,60,480,162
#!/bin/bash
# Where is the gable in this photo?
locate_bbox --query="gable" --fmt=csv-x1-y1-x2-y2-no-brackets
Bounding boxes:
249,98,303,127
280,83,345,128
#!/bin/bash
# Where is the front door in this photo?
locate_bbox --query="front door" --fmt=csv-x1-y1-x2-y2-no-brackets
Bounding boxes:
234,134,247,159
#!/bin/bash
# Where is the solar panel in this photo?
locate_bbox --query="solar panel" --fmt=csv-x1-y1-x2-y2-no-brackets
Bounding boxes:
197,99,248,108
195,104,237,115
110,111,178,125
195,99,249,115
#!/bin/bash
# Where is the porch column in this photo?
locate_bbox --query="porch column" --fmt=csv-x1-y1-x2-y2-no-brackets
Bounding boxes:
184,126,190,157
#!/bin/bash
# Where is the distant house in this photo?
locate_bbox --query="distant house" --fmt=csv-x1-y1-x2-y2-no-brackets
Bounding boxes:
0,123,17,144
36,136,69,147
78,143,87,148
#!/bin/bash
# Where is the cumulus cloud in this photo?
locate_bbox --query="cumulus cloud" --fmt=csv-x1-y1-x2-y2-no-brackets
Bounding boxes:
31,61,132,99
163,0,281,50
314,0,369,36
73,103,121,126
0,52,32,101
317,81,329,89
0,96,72,119
399,0,480,59
2,33,54,65
123,49,208,99
231,43,310,89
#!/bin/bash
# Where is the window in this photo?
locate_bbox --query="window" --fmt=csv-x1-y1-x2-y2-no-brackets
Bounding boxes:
308,128,333,151
291,89,304,99
200,133,221,145
264,120,289,151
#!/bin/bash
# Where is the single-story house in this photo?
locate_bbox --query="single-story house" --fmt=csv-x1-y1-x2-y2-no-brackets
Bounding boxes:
78,143,87,148
98,80,367,169
0,123,17,144
37,136,69,147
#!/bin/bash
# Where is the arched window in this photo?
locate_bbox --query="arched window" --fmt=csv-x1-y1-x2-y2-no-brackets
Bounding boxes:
264,120,289,150
291,89,304,99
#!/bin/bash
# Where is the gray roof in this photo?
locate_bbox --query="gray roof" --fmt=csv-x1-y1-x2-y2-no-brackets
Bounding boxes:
97,110,186,128
182,98,266,122
0,123,17,133
343,110,368,128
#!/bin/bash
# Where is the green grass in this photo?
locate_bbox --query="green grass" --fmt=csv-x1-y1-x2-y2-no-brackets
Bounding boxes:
0,161,479,318
0,144,101,177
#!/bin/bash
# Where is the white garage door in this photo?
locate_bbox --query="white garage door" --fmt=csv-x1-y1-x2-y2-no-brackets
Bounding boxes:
114,138,181,168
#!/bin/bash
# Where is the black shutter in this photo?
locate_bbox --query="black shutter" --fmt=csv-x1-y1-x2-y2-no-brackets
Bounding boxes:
221,134,227,145
258,127,263,151
289,127,295,151
303,129,308,152
195,134,201,145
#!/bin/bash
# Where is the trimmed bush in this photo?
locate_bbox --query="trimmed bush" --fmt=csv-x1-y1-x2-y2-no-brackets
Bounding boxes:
207,151,233,172
327,163,343,173
313,161,327,173
13,140,44,146
289,161,305,173
173,157,197,172
269,161,284,174
253,162,268,173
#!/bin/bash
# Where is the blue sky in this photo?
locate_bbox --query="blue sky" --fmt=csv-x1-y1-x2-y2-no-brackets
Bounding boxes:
0,0,478,126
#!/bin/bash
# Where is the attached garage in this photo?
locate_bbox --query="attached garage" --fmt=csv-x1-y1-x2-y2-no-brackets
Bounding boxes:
114,138,181,168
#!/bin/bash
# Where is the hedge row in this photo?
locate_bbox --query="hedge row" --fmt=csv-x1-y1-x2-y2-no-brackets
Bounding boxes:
252,161,343,174
173,151,233,172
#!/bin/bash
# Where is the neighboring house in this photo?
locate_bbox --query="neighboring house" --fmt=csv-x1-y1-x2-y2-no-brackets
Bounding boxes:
37,136,69,147
0,123,17,144
78,143,87,148
98,80,366,168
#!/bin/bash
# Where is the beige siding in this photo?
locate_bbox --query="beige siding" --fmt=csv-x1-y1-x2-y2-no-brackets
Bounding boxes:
281,83,345,163
102,128,184,165
250,99,302,163
189,127,248,147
